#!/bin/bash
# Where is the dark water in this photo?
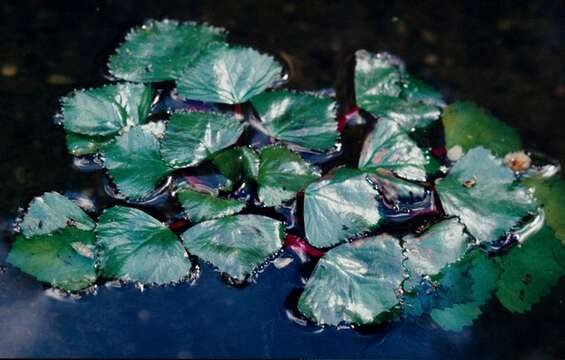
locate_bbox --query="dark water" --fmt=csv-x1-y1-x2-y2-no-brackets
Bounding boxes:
1,1,564,358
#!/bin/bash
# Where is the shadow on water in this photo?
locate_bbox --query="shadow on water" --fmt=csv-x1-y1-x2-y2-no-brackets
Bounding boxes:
0,1,564,358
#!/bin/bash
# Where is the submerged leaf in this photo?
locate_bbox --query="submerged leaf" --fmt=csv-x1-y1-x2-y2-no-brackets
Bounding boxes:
160,111,245,168
97,206,191,285
101,125,172,200
430,303,482,332
176,46,283,104
250,91,338,151
442,102,521,156
303,169,381,248
358,119,428,181
181,214,284,281
62,83,152,137
257,146,320,206
108,19,227,82
20,192,95,238
298,234,405,326
7,228,97,291
496,226,565,313
176,188,245,222
436,147,536,244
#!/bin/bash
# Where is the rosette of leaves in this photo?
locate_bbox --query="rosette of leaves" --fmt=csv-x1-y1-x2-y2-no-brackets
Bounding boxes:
354,50,445,131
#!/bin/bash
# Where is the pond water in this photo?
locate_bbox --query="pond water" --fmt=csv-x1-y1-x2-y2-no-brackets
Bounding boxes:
1,2,564,358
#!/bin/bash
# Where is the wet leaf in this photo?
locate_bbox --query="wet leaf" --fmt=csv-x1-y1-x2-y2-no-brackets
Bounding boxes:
20,192,95,238
303,168,381,248
175,46,283,104
402,75,446,108
436,147,536,244
7,228,97,291
257,146,320,207
97,206,191,285
160,111,245,168
250,91,338,151
176,188,245,222
496,226,565,313
62,83,153,137
524,175,565,244
402,218,471,290
108,19,227,82
66,133,112,156
442,102,521,156
212,147,260,182
181,214,284,281
298,234,405,326
358,119,428,181
101,125,172,200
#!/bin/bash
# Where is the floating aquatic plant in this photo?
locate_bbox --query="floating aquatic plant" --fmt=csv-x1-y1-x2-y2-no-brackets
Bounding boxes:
5,19,565,333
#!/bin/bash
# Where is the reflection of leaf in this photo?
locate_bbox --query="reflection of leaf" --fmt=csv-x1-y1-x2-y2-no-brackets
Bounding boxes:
160,111,245,168
62,83,152,137
524,175,565,244
436,147,536,244
358,119,428,181
181,214,284,281
496,226,565,313
442,102,521,156
7,228,97,291
250,91,338,151
97,206,191,285
101,125,172,200
402,218,470,290
257,146,319,207
176,188,245,223
303,169,381,248
298,234,405,326
108,19,227,82
20,192,95,238
176,46,283,104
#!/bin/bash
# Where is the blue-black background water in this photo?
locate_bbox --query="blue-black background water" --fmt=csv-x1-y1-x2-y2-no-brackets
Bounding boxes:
1,1,564,358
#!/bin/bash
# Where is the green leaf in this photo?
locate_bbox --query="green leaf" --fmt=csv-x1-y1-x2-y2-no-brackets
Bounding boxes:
430,303,482,332
176,188,245,222
175,46,283,104
366,98,441,132
7,228,97,291
66,133,112,156
402,218,471,290
212,147,260,182
101,125,172,200
181,214,284,281
257,146,320,207
402,75,446,108
358,119,428,181
20,192,95,238
108,19,227,82
298,234,405,326
250,91,338,151
496,225,565,313
303,168,382,248
524,175,565,244
96,206,191,285
62,83,153,137
355,50,404,104
442,102,521,156
160,111,245,169
436,147,536,244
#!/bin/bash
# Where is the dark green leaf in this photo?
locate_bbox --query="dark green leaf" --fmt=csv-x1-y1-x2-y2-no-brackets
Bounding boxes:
358,119,428,181
108,19,227,82
7,228,97,291
97,206,191,285
436,147,536,244
175,46,283,104
176,188,245,222
160,111,245,169
213,147,260,182
181,214,284,281
365,97,441,132
298,234,405,326
20,192,95,238
303,168,382,248
250,91,338,151
257,146,320,207
101,125,172,200
442,102,521,156
62,83,152,137
524,175,565,244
